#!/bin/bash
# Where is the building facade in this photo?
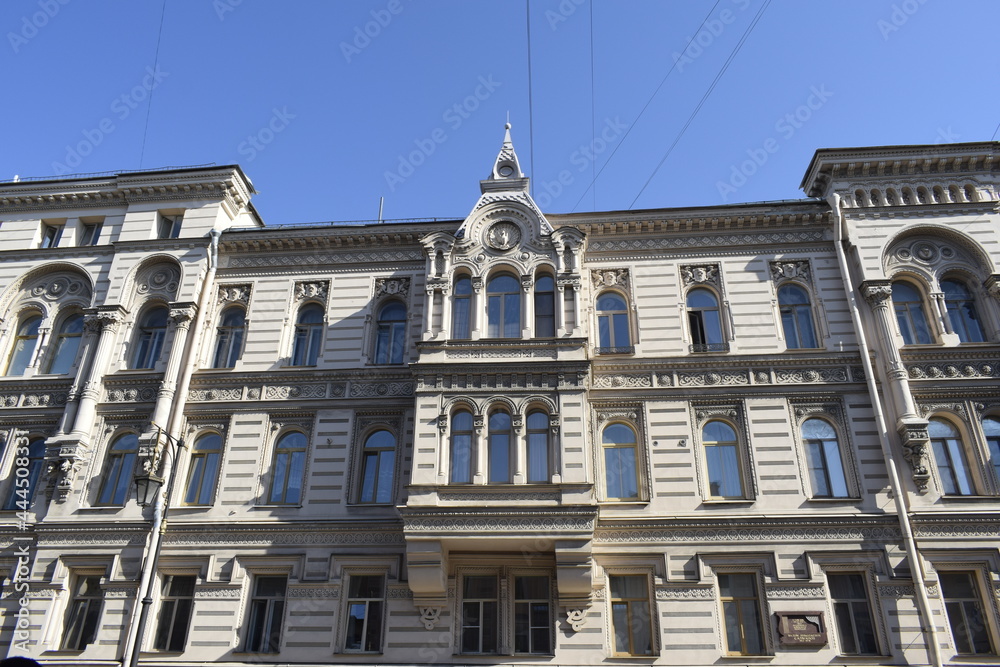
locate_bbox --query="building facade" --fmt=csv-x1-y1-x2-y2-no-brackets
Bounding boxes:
0,133,998,666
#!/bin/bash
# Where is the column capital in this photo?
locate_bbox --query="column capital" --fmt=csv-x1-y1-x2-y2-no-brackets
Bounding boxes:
84,305,127,334
985,274,1000,300
168,302,198,328
860,279,893,307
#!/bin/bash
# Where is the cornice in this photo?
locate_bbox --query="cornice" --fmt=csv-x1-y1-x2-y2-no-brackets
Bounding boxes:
0,167,253,214
548,202,829,233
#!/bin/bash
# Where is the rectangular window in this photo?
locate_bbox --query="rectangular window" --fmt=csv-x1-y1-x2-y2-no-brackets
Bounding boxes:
514,576,551,654
153,575,195,651
80,221,103,246
719,573,765,655
609,574,652,656
461,575,498,654
828,573,879,655
158,213,183,239
244,575,286,653
940,571,994,655
344,574,384,652
63,575,103,650
41,223,63,248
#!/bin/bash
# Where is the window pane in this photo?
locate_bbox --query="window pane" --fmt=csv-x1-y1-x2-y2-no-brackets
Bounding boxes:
452,296,470,338
612,313,630,347
503,293,520,337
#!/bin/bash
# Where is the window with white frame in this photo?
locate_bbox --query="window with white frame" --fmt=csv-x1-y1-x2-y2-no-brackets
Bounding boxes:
266,431,307,505
942,278,986,343
892,281,933,344
461,574,499,653
452,275,473,339
42,312,84,374
929,418,976,496
290,303,323,366
4,313,42,376
596,291,632,353
131,306,169,369
487,410,513,483
343,573,385,652
79,220,103,246
212,305,246,369
374,301,406,365
525,411,550,483
514,575,552,654
358,430,396,504
157,212,183,239
801,418,850,498
40,222,64,248
96,433,139,505
777,284,819,348
534,274,555,337
602,422,640,501
486,274,521,338
450,410,474,484
687,287,726,353
183,432,223,505
702,420,746,499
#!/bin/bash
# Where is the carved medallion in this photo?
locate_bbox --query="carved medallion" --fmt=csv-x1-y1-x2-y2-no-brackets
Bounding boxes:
485,221,520,251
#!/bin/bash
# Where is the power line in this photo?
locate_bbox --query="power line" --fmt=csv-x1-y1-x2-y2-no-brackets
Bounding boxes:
629,0,772,209
571,0,722,212
139,0,167,169
588,0,596,210
991,120,1000,141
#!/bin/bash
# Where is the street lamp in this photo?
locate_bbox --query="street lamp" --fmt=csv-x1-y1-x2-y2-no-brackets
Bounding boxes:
125,424,183,667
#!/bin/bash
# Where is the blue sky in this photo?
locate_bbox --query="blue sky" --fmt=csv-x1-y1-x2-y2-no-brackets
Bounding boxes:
2,0,998,225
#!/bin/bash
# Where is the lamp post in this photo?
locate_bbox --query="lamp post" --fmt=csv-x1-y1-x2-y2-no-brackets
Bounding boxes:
126,424,183,667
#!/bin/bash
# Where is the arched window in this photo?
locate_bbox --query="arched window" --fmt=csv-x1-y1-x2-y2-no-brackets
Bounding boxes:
5,314,42,376
450,410,474,484
359,430,396,503
801,419,849,498
487,274,521,338
488,411,512,483
183,432,222,505
291,303,323,366
929,418,974,495
374,302,406,365
268,431,307,504
983,417,1000,485
602,423,639,500
534,275,555,337
596,292,631,352
526,411,549,483
42,312,84,374
212,306,246,369
452,276,472,339
778,285,818,348
97,433,139,505
703,421,743,498
132,307,168,369
687,288,725,352
4,437,46,510
941,279,985,343
891,282,932,344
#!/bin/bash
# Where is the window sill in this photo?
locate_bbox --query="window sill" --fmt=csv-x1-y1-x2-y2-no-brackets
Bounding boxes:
250,503,303,509
600,499,649,506
938,494,999,501
807,496,861,503
701,498,754,505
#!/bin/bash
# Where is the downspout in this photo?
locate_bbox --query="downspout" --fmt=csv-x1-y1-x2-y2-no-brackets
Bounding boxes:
121,229,220,666
829,194,942,667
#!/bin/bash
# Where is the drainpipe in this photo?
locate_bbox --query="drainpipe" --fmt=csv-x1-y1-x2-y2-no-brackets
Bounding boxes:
121,229,220,666
829,194,942,667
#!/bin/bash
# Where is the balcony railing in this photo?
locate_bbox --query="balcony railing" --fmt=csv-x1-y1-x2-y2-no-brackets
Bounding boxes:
690,342,729,353
595,346,635,355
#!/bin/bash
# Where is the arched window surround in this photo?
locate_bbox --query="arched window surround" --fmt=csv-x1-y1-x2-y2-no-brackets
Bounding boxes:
4,309,44,376
96,431,140,506
939,273,988,344
595,290,634,355
686,286,728,353
694,407,754,502
40,310,85,375
600,420,643,501
486,271,523,339
289,302,325,367
891,278,935,345
927,415,980,497
130,303,171,370
265,429,309,505
373,299,407,365
776,282,820,350
356,427,398,504
212,305,247,369
182,431,224,506
797,416,856,499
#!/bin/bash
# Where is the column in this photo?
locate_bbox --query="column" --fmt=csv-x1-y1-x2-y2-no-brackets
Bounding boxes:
56,323,100,435
471,277,483,340
422,288,435,338
70,307,125,439
440,286,452,340
148,303,197,430
860,281,917,418
512,413,525,484
473,413,485,484
521,274,533,339
555,283,566,337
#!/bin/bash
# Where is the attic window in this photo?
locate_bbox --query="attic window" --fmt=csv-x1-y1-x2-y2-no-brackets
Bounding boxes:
498,164,514,177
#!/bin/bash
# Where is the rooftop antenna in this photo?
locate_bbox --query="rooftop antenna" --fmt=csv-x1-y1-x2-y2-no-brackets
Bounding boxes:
378,196,384,223
12,175,19,182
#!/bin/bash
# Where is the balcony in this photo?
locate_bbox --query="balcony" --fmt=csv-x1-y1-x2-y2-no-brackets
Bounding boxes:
690,342,729,353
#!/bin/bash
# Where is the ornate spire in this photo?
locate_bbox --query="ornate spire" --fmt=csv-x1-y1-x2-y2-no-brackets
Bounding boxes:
482,122,527,193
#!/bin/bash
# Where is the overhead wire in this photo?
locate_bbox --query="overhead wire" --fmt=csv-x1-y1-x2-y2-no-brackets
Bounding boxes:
526,0,535,195
139,0,167,169
629,0,772,209
589,0,596,210
570,0,722,212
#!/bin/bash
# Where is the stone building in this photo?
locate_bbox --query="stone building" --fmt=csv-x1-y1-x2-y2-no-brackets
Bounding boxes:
0,132,998,666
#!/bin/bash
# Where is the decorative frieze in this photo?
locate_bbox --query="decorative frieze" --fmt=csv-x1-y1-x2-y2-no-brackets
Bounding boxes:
765,583,826,599
655,585,715,600
593,374,651,389
908,362,998,379
678,370,749,386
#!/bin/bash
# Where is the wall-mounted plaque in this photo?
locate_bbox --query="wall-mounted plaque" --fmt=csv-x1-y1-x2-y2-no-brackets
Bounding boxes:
775,612,827,646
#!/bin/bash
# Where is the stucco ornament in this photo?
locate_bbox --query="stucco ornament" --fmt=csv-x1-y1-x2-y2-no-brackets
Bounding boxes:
485,221,520,250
